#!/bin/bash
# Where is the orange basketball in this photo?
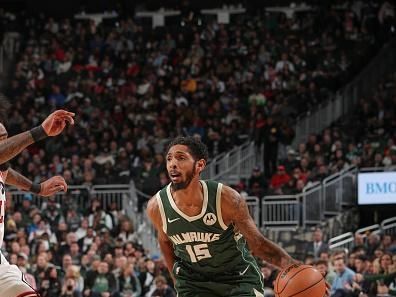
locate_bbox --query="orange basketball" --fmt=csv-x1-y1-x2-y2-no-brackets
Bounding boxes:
274,264,326,297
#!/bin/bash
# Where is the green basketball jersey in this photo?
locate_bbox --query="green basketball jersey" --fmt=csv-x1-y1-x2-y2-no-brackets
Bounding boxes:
156,180,264,282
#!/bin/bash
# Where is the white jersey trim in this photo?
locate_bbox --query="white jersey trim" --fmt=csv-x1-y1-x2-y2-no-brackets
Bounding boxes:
166,181,208,222
156,192,167,233
215,183,228,230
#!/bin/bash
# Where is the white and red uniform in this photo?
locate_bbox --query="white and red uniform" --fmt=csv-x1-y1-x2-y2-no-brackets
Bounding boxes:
0,171,38,297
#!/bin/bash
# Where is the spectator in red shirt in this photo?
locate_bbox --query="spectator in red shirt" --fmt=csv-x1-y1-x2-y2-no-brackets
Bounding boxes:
270,165,291,190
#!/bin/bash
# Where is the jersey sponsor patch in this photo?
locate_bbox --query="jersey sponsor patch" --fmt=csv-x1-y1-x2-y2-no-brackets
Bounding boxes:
203,212,217,226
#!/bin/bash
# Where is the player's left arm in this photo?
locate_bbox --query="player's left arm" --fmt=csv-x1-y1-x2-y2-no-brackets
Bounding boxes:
5,167,67,196
221,185,296,270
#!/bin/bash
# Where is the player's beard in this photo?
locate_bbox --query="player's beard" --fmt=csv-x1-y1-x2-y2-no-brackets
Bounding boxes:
171,161,196,192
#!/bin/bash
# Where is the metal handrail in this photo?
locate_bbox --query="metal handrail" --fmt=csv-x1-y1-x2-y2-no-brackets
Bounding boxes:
328,232,354,250
355,224,381,238
381,217,396,234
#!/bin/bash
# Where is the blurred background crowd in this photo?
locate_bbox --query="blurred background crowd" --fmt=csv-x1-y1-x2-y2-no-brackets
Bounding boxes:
0,0,395,296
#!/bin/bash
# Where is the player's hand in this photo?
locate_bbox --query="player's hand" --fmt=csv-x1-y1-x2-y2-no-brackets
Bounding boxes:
41,110,75,136
39,176,67,196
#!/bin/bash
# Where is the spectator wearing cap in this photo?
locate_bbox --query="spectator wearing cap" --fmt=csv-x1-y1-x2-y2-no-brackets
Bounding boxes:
270,165,291,192
282,148,299,173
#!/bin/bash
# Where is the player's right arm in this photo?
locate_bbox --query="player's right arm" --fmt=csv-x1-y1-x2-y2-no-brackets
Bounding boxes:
0,110,74,164
146,195,176,283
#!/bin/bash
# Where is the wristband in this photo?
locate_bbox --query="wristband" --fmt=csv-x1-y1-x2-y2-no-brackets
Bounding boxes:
30,183,41,194
30,126,47,142
0,162,10,171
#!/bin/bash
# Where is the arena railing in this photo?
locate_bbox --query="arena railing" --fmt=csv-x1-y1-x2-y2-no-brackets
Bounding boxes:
355,224,381,239
262,195,301,229
381,217,396,235
244,196,260,227
201,141,261,184
261,166,358,229
293,39,396,146
328,232,354,251
322,166,358,216
9,182,163,256
329,216,396,252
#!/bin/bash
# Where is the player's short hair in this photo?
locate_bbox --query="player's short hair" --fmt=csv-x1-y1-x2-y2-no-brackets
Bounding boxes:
166,136,209,162
0,93,10,123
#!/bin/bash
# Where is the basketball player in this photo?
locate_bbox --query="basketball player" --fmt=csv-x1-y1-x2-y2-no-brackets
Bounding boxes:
147,136,295,297
0,99,74,297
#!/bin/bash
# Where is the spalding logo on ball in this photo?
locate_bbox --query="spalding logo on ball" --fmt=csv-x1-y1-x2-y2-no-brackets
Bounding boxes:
274,264,326,297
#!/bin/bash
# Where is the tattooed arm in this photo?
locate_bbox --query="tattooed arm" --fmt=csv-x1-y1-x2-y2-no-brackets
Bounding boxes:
221,185,295,269
0,132,35,165
0,109,75,165
5,168,67,196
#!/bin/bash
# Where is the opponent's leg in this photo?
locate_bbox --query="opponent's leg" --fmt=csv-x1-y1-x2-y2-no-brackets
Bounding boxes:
0,265,39,297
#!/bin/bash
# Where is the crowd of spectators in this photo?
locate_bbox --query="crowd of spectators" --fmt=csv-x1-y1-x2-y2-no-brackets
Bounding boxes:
260,228,396,297
0,2,395,296
242,70,396,198
2,1,388,199
4,194,178,297
4,193,396,297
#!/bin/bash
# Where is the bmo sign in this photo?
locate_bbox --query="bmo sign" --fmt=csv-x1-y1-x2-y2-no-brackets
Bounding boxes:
358,172,396,205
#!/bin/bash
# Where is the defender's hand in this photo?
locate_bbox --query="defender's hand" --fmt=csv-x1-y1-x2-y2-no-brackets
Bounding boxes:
39,176,67,196
41,110,75,136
